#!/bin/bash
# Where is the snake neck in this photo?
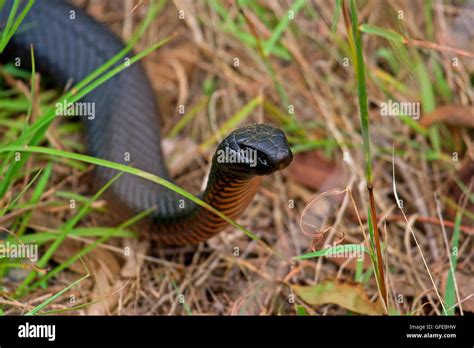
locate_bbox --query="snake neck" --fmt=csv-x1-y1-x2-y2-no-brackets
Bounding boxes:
1,0,291,247
153,168,262,246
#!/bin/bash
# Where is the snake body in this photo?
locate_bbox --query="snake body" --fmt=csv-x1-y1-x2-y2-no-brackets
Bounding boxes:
1,0,293,245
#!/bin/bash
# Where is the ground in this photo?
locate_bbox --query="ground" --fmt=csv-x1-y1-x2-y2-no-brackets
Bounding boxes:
0,0,473,315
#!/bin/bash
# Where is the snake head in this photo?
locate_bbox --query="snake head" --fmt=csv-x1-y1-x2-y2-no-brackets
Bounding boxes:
214,124,293,176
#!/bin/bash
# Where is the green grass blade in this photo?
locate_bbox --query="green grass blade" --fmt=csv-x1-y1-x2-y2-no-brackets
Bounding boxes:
28,208,155,291
293,244,368,260
199,96,263,151
331,0,342,34
18,227,136,244
0,0,19,50
0,3,168,198
0,145,270,255
15,171,123,295
351,2,372,183
0,165,50,278
359,24,405,43
445,209,463,315
0,0,35,52
263,0,305,56
0,166,43,217
167,96,208,138
15,162,52,237
25,273,89,315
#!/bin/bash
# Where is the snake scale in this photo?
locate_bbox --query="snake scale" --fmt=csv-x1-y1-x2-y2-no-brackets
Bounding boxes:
0,0,293,245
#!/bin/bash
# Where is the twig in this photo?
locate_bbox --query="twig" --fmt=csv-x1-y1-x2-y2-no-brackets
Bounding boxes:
392,145,447,315
434,192,463,315
363,215,474,235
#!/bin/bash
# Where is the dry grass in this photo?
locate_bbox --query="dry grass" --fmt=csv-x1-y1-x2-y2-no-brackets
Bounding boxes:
1,0,473,315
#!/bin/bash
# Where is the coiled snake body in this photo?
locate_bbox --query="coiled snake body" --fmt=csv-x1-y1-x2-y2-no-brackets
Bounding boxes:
1,0,293,245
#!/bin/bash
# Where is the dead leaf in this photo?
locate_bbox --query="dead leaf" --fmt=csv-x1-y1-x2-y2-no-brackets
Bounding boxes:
420,105,474,128
286,151,344,190
85,248,122,314
293,280,382,315
51,239,125,314
86,275,127,315
51,240,86,274
52,239,121,276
